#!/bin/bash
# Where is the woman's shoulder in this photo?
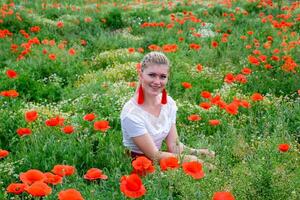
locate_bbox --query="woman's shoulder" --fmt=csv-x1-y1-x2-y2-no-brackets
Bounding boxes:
166,95,177,107
120,97,143,120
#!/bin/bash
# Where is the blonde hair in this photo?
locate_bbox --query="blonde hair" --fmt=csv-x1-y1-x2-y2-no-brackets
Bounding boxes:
141,51,170,71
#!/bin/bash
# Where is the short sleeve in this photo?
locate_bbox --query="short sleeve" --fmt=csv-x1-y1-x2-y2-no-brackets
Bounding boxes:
122,116,147,138
169,97,178,124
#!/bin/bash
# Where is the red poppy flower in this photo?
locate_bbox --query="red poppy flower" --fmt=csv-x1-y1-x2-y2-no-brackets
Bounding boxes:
94,120,110,132
120,174,146,198
162,44,178,53
84,168,108,180
196,64,203,72
44,172,63,185
25,181,52,197
248,55,260,66
137,48,144,53
264,64,272,69
128,48,135,53
159,157,180,171
6,183,26,195
251,93,264,101
209,120,220,126
247,31,254,35
148,44,161,51
224,73,235,84
240,100,251,108
241,67,252,75
189,43,201,50
182,82,192,89
211,41,219,48
68,48,76,56
80,39,87,46
6,69,18,78
83,113,96,121
45,116,64,127
16,128,32,136
210,95,221,104
199,102,211,110
128,82,136,87
132,156,155,176
188,114,201,121
57,21,64,28
30,26,40,33
0,89,19,97
235,74,247,84
62,125,75,134
20,169,45,185
182,161,205,179
278,143,289,152
25,110,38,122
52,165,75,177
48,53,56,60
213,191,235,200
0,149,9,158
58,189,84,200
84,17,92,23
201,91,211,99
225,103,239,115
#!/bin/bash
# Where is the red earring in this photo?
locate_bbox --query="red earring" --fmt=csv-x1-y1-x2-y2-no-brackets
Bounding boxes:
161,88,167,104
137,85,144,104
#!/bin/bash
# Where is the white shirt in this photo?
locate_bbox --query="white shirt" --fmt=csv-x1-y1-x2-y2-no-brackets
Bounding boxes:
120,95,177,154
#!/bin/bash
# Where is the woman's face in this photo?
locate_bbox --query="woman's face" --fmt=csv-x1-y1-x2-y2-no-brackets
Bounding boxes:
140,64,169,97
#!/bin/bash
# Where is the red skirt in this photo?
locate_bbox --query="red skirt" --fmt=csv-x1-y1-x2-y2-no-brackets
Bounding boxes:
125,149,149,160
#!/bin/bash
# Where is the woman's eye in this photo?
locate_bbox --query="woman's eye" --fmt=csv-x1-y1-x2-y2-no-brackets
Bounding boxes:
160,75,167,79
149,74,156,77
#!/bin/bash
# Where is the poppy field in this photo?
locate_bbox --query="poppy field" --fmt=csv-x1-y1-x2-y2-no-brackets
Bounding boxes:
0,0,300,199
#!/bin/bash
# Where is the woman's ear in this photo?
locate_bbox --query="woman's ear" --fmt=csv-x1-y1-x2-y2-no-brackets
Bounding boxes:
138,70,142,81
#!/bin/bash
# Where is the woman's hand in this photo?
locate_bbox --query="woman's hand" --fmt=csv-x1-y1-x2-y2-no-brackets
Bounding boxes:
197,148,215,158
182,155,201,163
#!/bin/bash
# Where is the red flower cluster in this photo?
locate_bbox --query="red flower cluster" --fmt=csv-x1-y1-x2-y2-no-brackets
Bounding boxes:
58,189,84,200
224,72,248,84
0,89,19,97
182,82,192,89
189,43,201,50
159,157,180,171
25,110,38,122
94,120,110,132
120,174,146,199
0,149,9,159
16,128,32,137
188,114,201,121
132,156,155,176
52,165,75,177
213,191,235,200
182,161,205,179
83,113,96,121
45,116,64,127
251,93,264,101
84,168,108,180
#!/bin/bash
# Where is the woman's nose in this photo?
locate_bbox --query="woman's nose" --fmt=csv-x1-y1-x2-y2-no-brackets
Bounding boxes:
153,77,161,84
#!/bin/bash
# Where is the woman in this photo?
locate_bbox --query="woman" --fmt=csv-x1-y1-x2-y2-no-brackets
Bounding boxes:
120,51,215,165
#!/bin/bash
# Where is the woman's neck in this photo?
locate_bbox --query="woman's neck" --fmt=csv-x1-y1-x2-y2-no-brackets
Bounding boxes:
136,93,160,107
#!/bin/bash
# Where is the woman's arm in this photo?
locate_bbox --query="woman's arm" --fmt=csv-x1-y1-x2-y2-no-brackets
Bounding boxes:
166,124,215,158
165,124,184,154
132,133,199,163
